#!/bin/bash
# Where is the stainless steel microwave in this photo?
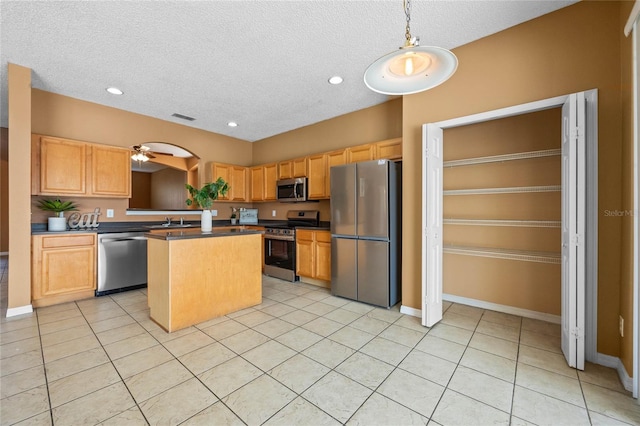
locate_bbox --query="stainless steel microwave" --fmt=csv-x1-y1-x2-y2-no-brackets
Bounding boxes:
276,177,308,202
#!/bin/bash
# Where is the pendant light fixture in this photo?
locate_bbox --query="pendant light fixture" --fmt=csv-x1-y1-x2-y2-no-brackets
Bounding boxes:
364,0,458,95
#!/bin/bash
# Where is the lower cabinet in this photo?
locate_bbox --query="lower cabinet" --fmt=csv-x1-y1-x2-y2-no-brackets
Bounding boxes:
296,230,331,287
32,233,96,307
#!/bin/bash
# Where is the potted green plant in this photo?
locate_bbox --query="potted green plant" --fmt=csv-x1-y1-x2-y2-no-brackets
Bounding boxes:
230,207,238,225
37,198,78,231
185,177,229,232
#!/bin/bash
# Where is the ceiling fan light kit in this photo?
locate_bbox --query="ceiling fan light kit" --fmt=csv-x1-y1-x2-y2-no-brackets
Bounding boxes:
364,0,458,96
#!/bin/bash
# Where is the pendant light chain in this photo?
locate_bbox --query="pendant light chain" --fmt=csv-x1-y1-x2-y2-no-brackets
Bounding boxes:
404,0,412,45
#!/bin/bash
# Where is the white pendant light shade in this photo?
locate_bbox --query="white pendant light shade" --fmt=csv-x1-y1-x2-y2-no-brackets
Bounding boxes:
364,45,458,95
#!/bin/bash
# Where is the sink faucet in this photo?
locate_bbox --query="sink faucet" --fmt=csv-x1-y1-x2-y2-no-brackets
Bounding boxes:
180,217,184,225
164,217,173,226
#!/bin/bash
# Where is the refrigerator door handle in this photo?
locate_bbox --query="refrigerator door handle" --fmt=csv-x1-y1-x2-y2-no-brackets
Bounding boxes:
359,178,365,198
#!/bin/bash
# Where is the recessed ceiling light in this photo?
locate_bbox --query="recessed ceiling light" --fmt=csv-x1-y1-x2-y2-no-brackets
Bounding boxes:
106,87,123,95
328,76,343,85
227,122,238,127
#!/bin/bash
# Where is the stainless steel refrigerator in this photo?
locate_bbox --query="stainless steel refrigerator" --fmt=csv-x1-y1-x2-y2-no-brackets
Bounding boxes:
330,159,401,308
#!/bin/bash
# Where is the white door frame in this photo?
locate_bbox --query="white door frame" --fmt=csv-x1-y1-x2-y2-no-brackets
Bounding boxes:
421,91,599,363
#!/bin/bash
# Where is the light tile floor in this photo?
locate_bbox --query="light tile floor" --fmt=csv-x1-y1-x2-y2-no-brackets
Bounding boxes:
1,255,639,425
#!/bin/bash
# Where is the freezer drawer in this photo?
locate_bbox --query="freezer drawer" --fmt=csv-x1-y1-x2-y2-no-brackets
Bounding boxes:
357,239,390,307
331,237,357,300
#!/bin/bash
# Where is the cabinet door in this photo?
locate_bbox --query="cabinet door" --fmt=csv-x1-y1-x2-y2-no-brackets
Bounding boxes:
278,161,292,180
315,231,332,281
212,163,231,200
348,144,375,163
32,234,97,304
375,138,402,160
296,231,315,278
230,166,247,201
39,137,87,195
91,145,131,197
263,163,277,201
307,154,327,199
250,166,265,201
292,157,308,177
325,149,347,197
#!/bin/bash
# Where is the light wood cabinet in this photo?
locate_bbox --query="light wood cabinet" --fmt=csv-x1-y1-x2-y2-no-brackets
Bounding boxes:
279,157,307,180
347,144,375,163
212,163,248,201
250,163,277,201
32,135,131,197
264,163,277,200
32,233,96,307
374,137,402,160
307,154,327,200
296,229,331,287
91,145,131,197
250,166,265,201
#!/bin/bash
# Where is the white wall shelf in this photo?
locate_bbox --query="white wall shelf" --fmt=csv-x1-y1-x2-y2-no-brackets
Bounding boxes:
444,185,561,196
444,148,561,168
443,245,561,264
444,219,561,228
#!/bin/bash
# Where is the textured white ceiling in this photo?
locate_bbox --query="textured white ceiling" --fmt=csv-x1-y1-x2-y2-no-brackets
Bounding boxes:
1,1,577,142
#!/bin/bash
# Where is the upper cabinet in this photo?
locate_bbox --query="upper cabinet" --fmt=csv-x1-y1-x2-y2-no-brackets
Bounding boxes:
32,135,131,198
374,137,402,160
347,144,375,163
251,163,277,202
91,145,131,197
211,163,248,202
278,157,307,180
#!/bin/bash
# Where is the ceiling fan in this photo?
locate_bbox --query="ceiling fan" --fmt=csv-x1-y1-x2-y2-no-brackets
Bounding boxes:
131,144,156,162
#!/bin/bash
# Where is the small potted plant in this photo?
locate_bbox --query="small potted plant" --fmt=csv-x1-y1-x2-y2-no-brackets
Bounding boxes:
185,177,229,232
230,207,238,225
37,198,78,231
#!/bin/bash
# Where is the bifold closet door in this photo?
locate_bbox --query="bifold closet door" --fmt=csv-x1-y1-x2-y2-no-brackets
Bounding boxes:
561,93,586,371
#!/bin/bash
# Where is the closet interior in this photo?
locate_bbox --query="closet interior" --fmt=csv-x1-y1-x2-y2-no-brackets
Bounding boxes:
442,107,563,316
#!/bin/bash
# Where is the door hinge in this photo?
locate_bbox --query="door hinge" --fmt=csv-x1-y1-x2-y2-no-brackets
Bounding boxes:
571,234,583,246
571,327,584,339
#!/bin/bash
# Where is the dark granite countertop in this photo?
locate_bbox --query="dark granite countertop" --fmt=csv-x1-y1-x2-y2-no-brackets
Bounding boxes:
146,227,264,241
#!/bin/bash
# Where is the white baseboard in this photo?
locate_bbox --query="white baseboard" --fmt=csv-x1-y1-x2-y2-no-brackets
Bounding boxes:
400,305,421,318
595,352,633,392
6,305,33,318
442,293,562,324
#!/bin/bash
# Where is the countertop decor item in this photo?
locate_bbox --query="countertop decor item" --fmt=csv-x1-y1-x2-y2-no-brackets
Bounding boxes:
230,207,238,225
363,0,458,95
37,198,78,231
185,178,229,232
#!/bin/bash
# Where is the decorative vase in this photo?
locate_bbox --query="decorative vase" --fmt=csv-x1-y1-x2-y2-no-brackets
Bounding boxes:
201,209,213,232
231,218,237,225
48,216,67,232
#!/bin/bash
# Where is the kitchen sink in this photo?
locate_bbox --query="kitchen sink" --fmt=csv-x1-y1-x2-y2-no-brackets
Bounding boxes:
145,224,194,229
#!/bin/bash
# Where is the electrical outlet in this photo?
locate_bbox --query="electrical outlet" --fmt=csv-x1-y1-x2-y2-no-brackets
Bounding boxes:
106,209,114,218
272,210,276,217
619,316,624,337
212,210,218,217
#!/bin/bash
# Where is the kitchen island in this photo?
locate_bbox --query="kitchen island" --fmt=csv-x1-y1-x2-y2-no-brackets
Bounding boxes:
146,227,263,332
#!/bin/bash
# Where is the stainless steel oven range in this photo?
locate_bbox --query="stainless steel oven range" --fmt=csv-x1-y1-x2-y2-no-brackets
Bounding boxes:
264,210,319,282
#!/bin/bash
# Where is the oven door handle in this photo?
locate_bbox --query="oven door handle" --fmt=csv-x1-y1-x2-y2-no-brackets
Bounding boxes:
265,235,295,242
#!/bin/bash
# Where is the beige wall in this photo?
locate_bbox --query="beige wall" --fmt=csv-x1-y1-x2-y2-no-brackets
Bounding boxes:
8,64,32,310
403,1,627,361
252,98,402,164
1,128,8,253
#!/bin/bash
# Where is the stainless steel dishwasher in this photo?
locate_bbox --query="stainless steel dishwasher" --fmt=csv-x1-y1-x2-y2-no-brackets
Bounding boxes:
97,232,147,296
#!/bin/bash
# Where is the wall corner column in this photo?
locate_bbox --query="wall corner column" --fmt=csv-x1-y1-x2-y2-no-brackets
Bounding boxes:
7,63,33,316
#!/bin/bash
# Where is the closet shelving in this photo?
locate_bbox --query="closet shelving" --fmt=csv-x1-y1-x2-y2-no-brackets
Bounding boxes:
443,147,561,264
